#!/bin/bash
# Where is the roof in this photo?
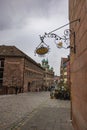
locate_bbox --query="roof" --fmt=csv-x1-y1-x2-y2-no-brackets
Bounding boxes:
0,45,26,57
0,45,44,69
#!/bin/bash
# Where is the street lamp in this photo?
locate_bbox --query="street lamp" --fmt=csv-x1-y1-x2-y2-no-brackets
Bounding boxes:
34,18,80,56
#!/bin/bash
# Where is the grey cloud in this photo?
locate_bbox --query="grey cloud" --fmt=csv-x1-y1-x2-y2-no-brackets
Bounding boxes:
0,0,69,75
0,0,67,31
0,0,53,30
0,0,28,30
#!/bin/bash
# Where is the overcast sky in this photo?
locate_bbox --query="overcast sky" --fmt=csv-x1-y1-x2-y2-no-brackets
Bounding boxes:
0,0,69,75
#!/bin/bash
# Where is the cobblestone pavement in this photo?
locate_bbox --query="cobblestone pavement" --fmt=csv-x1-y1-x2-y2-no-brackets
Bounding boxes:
0,92,74,130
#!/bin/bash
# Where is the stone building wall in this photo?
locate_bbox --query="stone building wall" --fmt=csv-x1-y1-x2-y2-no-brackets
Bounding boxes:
43,70,54,90
3,56,44,94
41,59,54,90
0,45,44,94
24,58,44,92
3,57,24,94
69,0,87,130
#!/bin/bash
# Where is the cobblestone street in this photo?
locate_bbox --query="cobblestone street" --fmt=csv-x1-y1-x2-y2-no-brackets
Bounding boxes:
0,92,74,130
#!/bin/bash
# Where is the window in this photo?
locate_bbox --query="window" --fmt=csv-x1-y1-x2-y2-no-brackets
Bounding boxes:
0,59,4,87
64,72,67,75
0,80,3,87
0,59,4,68
0,71,3,78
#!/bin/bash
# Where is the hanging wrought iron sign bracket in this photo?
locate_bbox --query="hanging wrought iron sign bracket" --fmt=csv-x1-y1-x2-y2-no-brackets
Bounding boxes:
35,18,80,56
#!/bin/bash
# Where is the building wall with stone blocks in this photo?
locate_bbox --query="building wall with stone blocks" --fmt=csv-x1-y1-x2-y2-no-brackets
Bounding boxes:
3,56,44,93
3,57,24,94
0,45,45,94
24,58,44,92
69,0,87,130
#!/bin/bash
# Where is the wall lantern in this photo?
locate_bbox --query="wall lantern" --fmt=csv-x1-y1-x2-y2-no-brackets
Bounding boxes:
34,18,80,56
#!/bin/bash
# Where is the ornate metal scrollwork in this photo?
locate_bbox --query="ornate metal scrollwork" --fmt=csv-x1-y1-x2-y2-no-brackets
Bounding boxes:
35,19,80,56
39,29,74,50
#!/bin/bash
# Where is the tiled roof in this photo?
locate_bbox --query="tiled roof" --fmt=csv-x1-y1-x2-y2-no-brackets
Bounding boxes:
0,45,26,57
0,45,43,69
